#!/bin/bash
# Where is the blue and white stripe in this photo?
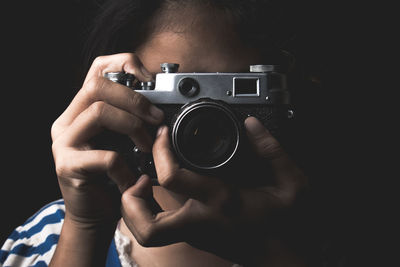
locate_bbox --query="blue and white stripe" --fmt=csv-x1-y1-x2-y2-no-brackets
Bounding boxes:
0,199,65,267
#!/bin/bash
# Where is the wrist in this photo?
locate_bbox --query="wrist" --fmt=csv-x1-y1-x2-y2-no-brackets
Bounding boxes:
49,215,118,267
64,212,118,230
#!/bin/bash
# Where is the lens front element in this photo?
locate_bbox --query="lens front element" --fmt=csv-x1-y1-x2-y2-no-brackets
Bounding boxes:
172,99,240,170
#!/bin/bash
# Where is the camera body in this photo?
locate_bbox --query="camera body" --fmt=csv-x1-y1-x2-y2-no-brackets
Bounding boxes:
104,64,293,181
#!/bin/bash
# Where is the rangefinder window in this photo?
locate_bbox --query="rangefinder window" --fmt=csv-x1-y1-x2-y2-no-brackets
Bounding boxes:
233,77,260,97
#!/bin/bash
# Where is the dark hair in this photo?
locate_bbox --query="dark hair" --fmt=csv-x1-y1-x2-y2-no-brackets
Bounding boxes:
82,0,308,74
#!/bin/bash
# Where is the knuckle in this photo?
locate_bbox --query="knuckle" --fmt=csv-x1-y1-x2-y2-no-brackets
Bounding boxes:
57,176,90,191
53,151,83,180
50,120,60,140
135,225,158,247
120,53,138,67
128,91,147,110
69,178,90,190
55,163,67,178
120,190,131,206
88,101,107,120
185,198,202,211
103,151,122,172
84,76,106,100
123,52,136,62
51,139,61,155
158,170,179,189
92,55,106,68
54,153,71,178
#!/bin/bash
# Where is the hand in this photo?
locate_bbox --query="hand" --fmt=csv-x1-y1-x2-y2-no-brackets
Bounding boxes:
51,53,164,226
121,116,309,266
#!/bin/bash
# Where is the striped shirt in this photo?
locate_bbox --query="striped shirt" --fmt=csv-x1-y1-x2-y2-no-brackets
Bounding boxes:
0,199,123,267
1,200,243,267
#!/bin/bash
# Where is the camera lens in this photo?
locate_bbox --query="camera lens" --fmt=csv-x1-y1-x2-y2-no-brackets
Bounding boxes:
172,99,240,170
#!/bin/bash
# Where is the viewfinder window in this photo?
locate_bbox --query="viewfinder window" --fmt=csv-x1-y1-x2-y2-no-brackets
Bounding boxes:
233,78,260,97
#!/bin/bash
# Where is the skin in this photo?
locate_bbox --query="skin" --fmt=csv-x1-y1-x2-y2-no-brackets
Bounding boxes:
49,5,308,267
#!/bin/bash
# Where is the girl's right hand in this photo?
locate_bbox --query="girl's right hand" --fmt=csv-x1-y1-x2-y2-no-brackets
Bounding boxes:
51,53,164,226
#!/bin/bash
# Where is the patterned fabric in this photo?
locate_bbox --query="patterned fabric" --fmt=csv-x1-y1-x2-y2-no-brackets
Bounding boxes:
0,199,122,267
1,199,243,267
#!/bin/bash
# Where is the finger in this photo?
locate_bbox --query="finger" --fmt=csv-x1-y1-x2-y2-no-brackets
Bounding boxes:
244,116,285,161
84,53,153,85
122,175,161,214
152,126,179,179
52,77,163,140
152,126,222,201
52,53,162,141
122,179,205,246
53,148,136,193
121,175,172,245
245,116,307,191
55,101,153,152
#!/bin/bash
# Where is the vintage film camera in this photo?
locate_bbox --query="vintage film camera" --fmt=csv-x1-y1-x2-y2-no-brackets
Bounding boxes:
104,63,293,182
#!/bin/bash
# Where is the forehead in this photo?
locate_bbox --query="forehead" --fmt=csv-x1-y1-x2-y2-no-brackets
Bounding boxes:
136,31,260,74
135,6,261,74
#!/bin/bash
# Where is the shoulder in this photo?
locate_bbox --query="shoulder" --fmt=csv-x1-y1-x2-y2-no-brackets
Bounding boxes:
0,199,65,267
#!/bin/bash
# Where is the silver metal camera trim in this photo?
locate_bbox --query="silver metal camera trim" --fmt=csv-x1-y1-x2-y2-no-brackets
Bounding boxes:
135,72,289,105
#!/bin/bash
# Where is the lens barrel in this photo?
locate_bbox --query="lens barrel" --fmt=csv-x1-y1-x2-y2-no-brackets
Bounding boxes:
171,99,240,171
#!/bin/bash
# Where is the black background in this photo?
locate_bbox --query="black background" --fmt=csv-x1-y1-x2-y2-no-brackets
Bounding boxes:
0,1,387,265
0,0,95,244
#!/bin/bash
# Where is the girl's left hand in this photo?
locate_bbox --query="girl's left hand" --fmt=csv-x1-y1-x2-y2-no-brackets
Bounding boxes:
121,116,308,265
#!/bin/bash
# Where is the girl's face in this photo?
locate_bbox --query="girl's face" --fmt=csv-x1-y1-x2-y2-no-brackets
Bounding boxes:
133,6,264,210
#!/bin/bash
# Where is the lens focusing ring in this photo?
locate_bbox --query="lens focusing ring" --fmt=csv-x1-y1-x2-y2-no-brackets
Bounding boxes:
171,99,240,171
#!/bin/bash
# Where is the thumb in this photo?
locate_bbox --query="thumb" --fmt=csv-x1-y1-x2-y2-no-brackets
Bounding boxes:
244,116,285,161
245,117,307,193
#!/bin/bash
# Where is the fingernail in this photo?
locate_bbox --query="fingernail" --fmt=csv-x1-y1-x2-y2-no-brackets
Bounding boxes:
157,125,166,137
245,117,268,137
